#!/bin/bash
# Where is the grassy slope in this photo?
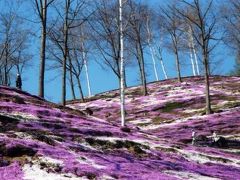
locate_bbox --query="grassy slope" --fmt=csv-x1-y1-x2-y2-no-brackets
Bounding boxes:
0,76,239,179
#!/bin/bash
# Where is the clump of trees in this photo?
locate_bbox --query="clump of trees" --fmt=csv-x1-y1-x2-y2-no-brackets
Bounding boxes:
0,1,32,86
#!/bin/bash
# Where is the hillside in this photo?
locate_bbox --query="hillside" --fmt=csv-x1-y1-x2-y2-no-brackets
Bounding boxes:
0,76,240,179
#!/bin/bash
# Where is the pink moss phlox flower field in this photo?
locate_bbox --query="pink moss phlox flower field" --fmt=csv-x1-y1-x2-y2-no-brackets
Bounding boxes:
0,76,239,179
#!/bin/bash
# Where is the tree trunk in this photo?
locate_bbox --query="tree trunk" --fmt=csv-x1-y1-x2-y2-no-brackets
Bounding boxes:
149,45,159,81
119,0,125,127
68,55,76,100
174,48,182,82
0,69,2,85
76,76,85,102
4,42,9,86
190,32,200,75
189,41,196,76
4,63,8,86
146,17,159,81
123,66,127,88
193,44,200,75
38,0,47,98
80,33,92,97
157,46,168,79
137,42,147,95
62,0,70,106
203,49,212,114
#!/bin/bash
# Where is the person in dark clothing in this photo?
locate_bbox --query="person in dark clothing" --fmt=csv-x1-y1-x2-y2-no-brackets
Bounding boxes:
16,74,22,90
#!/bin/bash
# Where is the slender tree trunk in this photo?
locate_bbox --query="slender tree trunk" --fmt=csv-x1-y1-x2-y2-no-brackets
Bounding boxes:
160,59,168,79
149,45,159,81
119,0,125,127
84,60,91,97
68,55,76,100
174,48,182,82
123,66,127,88
189,26,200,75
62,0,70,106
4,63,8,86
39,0,47,98
76,76,85,102
189,41,196,76
188,26,196,76
80,32,92,97
203,48,212,114
4,42,9,86
193,44,200,75
136,42,147,95
8,75,11,86
146,17,159,81
0,69,2,85
157,46,168,79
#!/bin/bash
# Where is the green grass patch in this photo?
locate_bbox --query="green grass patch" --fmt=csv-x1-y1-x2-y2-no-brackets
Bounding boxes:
161,102,187,112
152,117,175,124
85,138,149,155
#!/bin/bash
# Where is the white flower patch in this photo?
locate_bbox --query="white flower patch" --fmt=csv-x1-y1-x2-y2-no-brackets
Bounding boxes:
164,170,220,180
23,164,81,180
138,124,164,131
39,156,64,165
178,149,240,168
12,112,39,121
14,132,34,140
130,118,152,125
138,116,195,130
88,116,107,123
100,175,116,180
222,149,240,154
140,97,165,107
0,112,38,122
166,87,203,99
93,136,126,143
183,108,204,114
158,84,173,90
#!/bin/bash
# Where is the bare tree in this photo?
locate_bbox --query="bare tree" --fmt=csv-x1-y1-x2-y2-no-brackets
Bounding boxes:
47,0,93,105
89,0,125,88
0,6,32,86
47,24,85,101
188,25,200,75
158,3,184,82
180,22,200,76
34,0,55,98
126,0,149,95
146,11,168,80
146,11,159,81
222,0,240,75
176,0,220,114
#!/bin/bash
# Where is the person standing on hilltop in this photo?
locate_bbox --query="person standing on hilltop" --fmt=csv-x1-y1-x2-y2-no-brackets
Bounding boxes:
16,74,22,90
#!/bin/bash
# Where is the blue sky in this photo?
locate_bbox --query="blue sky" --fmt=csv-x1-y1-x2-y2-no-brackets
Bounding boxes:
9,0,236,103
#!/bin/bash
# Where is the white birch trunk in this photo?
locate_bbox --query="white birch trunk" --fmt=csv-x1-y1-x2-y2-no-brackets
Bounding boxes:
189,26,200,75
156,45,168,79
192,39,200,75
189,41,196,76
146,17,159,81
188,27,196,76
84,59,92,97
80,30,92,97
119,0,125,127
149,46,159,81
